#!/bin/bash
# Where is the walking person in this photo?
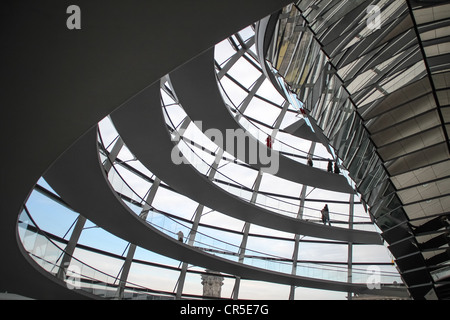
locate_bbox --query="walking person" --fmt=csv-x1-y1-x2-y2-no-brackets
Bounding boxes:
334,162,340,174
321,204,331,226
177,231,184,242
307,155,313,167
266,135,273,149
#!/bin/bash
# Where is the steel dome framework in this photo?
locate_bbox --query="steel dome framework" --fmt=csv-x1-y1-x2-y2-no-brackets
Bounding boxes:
1,0,449,300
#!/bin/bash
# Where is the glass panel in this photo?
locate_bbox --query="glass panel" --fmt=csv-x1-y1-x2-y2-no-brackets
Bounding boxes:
343,124,365,168
25,189,79,239
227,56,262,89
347,138,370,182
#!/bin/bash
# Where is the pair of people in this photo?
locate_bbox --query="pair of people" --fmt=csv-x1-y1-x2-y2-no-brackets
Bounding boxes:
327,160,340,174
308,157,340,174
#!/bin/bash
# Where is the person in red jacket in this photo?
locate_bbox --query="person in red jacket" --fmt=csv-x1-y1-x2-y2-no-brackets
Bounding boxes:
266,135,273,149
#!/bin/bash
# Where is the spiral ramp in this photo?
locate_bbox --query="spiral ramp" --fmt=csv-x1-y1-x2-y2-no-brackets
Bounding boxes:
0,0,419,300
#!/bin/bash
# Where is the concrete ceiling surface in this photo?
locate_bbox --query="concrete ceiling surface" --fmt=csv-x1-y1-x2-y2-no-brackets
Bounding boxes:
0,0,292,299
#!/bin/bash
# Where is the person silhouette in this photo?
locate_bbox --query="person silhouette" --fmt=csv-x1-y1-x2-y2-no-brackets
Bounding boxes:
266,135,273,149
334,162,340,174
307,155,313,167
321,204,330,226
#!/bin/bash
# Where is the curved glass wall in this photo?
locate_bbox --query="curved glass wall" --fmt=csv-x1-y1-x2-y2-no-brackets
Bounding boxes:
17,21,405,300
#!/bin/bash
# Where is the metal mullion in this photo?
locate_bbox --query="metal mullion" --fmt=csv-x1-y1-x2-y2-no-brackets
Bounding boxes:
228,35,240,52
347,193,354,300
234,32,247,49
116,177,161,299
333,11,411,68
308,0,340,31
348,44,421,102
175,149,224,299
57,134,124,283
231,169,264,300
217,39,253,80
282,21,307,75
289,29,311,85
294,30,320,86
319,0,368,46
304,42,328,86
236,73,266,116
345,133,371,178
288,141,315,300
327,99,351,141
361,77,433,122
340,113,360,161
295,49,327,105
241,50,263,73
343,27,419,83
223,72,284,110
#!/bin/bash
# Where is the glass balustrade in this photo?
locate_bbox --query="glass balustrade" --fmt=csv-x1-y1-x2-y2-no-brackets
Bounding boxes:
96,128,400,285
17,207,176,300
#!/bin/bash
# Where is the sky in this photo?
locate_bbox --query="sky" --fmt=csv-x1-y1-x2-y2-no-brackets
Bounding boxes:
18,24,402,300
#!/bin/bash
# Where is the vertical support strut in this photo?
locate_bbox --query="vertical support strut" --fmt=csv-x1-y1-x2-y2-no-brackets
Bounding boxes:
288,184,308,300
58,135,124,281
235,74,266,122
103,136,124,173
347,193,354,300
217,36,255,80
231,169,264,300
56,215,87,280
175,148,224,299
289,142,315,300
116,177,161,299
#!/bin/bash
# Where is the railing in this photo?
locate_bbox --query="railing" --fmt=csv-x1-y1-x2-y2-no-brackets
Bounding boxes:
160,83,368,226
17,206,177,300
98,125,402,285
214,32,359,189
217,67,330,168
